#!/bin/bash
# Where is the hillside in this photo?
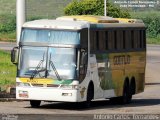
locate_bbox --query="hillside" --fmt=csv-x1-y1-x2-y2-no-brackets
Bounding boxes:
0,0,159,43
0,0,16,15
0,0,159,17
0,0,72,41
0,0,72,18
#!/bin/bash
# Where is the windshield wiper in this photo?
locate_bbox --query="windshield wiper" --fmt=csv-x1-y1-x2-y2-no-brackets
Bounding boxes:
49,54,61,80
30,53,46,79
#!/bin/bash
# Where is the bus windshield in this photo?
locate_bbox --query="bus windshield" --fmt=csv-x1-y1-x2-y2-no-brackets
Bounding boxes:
19,46,77,80
21,28,80,45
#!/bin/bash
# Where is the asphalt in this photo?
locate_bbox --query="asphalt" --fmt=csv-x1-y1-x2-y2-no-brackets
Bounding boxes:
0,42,16,51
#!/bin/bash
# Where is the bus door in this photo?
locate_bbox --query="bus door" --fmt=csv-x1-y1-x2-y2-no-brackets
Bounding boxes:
97,56,113,90
90,54,103,98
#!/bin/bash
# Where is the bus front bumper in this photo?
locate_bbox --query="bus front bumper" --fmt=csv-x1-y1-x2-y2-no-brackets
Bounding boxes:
16,87,79,102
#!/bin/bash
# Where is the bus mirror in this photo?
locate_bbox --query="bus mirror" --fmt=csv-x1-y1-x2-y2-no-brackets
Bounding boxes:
81,52,87,65
11,47,19,64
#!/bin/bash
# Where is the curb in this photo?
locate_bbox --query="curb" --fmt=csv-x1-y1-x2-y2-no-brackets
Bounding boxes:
0,87,17,102
0,41,16,44
0,98,17,102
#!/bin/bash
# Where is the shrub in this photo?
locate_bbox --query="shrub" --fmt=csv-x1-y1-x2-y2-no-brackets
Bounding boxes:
131,12,160,38
64,0,131,18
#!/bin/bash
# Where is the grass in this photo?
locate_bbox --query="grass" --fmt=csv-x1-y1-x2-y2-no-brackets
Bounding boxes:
0,0,72,18
0,32,16,42
147,37,160,44
0,50,16,91
0,0,16,15
0,0,73,42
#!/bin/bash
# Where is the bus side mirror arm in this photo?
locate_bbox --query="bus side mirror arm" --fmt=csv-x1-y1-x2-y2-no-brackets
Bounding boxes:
11,47,19,65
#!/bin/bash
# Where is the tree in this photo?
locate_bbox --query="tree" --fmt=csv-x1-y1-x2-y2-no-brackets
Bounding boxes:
64,0,130,18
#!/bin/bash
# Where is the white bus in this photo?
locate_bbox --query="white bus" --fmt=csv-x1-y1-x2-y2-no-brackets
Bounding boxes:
11,16,146,107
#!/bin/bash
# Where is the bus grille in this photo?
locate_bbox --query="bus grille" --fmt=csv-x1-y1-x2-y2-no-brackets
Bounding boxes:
47,84,59,87
31,83,59,88
31,84,43,87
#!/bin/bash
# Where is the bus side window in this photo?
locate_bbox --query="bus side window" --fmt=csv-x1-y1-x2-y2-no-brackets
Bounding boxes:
134,30,139,49
137,30,140,49
93,31,97,51
125,30,131,50
143,30,146,49
81,28,88,48
140,30,146,49
114,31,117,50
108,31,114,50
96,31,99,50
123,30,126,49
117,30,123,50
90,31,94,51
105,31,108,50
131,30,134,49
90,31,96,52
99,31,105,51
140,30,142,48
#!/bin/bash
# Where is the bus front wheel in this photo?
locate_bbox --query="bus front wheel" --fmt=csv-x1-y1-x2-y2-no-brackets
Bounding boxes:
30,100,41,108
85,82,94,108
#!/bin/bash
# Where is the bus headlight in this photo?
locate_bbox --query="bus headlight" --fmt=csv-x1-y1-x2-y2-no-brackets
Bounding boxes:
62,93,72,96
16,82,30,87
60,85,78,90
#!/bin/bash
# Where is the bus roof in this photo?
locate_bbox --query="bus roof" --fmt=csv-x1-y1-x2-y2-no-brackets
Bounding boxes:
57,15,145,28
23,16,145,30
22,19,89,30
57,15,144,24
57,15,119,23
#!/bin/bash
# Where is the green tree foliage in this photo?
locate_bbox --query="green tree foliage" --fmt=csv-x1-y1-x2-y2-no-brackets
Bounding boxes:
131,12,160,38
146,17,160,38
64,0,131,18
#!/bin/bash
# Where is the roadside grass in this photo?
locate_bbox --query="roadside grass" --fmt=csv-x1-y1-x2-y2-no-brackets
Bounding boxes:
0,50,16,91
0,32,16,42
147,37,160,44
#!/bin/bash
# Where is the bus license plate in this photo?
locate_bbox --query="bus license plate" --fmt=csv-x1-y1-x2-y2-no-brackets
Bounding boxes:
19,90,29,98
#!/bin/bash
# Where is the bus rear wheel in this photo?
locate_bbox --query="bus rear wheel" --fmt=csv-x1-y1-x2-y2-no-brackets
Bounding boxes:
110,81,131,104
30,100,41,108
119,81,131,104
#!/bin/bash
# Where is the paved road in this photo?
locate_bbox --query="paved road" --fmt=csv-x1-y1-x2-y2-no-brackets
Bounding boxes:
0,44,160,120
0,42,16,51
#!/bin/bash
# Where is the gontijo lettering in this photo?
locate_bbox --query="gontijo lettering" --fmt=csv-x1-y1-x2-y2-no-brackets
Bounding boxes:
113,55,130,65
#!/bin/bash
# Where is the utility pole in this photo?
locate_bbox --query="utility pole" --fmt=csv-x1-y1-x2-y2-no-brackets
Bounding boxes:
104,0,107,16
16,0,26,45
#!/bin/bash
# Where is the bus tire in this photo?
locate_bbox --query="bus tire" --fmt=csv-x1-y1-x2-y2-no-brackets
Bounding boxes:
30,100,41,108
130,78,136,95
129,79,136,101
85,82,94,108
120,80,131,104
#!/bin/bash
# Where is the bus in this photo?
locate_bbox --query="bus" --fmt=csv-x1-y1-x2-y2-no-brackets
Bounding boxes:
11,15,146,107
